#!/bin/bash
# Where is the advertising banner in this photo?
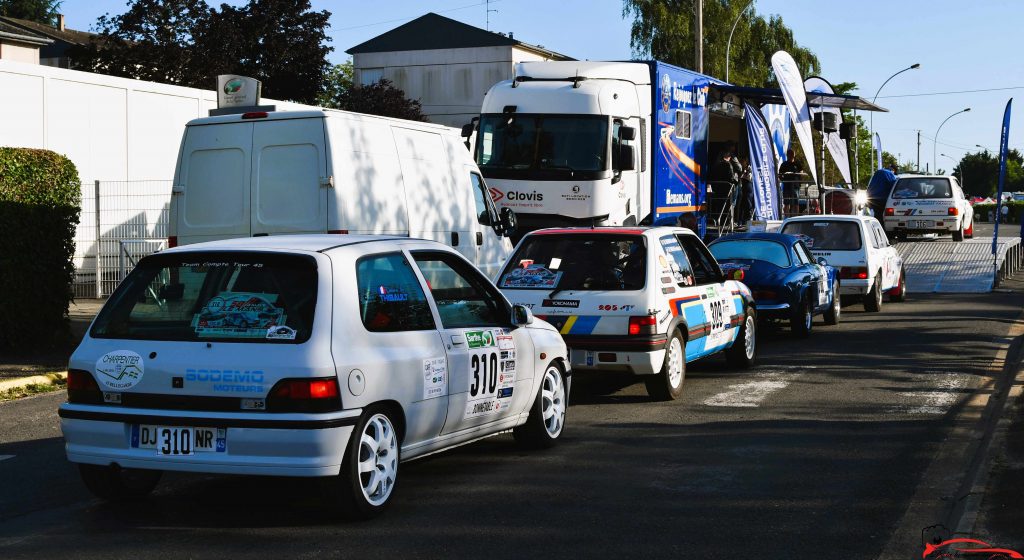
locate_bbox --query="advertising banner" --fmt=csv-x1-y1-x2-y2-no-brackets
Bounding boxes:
873,132,883,170
804,76,852,184
771,51,817,184
761,103,791,162
744,102,780,220
994,98,1013,254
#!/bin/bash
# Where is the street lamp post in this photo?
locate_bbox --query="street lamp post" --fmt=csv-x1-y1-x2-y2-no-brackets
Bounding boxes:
725,0,753,83
870,63,920,177
940,153,963,185
933,108,971,173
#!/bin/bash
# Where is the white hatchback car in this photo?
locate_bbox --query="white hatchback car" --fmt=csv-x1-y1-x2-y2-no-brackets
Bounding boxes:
59,235,568,518
496,227,756,400
780,215,906,311
883,175,974,241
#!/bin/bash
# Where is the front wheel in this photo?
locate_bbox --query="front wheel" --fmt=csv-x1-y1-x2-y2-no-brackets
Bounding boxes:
864,275,883,312
889,267,907,302
331,407,400,520
790,296,813,337
725,310,757,369
79,464,162,501
514,362,567,448
645,331,685,400
824,280,841,325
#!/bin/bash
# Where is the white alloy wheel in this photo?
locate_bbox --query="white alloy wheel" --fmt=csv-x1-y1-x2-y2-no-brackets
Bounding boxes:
541,365,566,438
743,314,756,360
358,413,398,507
666,336,684,389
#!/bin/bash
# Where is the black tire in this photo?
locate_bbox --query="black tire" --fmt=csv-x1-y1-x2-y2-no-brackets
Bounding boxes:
823,279,841,325
330,406,400,520
789,296,813,337
889,267,907,302
725,309,757,369
514,361,567,448
645,331,685,401
78,464,161,501
864,275,883,312
952,223,964,242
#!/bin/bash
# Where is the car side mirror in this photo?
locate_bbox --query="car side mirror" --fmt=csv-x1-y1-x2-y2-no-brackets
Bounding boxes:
816,257,828,266
619,144,635,171
620,126,636,141
499,207,518,237
461,123,474,138
512,304,534,326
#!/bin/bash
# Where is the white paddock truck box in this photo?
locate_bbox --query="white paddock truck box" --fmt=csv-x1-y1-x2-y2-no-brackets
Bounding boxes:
170,109,513,276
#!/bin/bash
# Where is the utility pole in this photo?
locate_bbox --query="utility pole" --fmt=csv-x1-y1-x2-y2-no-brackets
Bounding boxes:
695,0,703,73
916,130,921,172
485,0,498,31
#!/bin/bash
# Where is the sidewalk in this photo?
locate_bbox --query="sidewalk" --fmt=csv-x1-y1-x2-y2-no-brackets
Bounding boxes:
0,299,103,391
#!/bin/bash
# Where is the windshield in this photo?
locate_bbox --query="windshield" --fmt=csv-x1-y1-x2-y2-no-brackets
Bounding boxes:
710,240,791,268
498,235,646,291
475,114,609,177
781,221,863,251
891,178,953,199
91,252,317,343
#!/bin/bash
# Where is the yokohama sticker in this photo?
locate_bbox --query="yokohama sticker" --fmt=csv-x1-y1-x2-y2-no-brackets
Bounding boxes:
95,350,144,390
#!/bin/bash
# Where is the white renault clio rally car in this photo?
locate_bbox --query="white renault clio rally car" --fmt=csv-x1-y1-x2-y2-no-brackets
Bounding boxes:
59,235,568,518
495,227,756,401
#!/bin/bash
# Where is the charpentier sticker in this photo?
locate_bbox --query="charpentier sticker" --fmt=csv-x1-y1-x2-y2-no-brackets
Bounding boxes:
95,350,144,390
422,357,447,400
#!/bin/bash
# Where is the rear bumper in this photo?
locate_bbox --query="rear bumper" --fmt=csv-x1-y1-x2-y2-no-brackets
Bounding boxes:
754,302,791,319
839,279,870,295
59,405,359,477
565,335,667,375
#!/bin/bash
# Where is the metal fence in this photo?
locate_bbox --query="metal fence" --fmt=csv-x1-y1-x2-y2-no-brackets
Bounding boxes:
73,180,172,298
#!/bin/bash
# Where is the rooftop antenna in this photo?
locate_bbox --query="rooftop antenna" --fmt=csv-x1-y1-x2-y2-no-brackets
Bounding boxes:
486,0,498,31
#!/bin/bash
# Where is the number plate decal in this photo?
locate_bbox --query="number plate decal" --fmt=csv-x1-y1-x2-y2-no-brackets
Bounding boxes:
131,425,226,454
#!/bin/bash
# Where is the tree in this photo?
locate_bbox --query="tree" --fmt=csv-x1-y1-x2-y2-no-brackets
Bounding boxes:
336,79,427,122
622,0,820,87
317,60,353,108
70,0,332,104
0,0,61,26
955,149,1024,197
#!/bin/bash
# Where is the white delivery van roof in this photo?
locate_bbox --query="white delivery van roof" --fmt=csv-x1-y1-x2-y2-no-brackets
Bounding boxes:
184,108,460,134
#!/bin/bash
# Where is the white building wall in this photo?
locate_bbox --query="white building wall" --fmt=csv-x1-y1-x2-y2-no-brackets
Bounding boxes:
0,42,40,64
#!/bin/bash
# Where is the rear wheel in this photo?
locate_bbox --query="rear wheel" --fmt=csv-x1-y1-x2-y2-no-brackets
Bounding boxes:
889,267,907,302
824,280,841,325
864,275,883,312
514,362,567,448
790,296,813,337
645,331,685,401
725,310,757,368
952,222,965,242
331,407,400,520
79,464,161,501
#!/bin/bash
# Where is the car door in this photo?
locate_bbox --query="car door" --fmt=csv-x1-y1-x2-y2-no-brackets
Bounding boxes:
870,222,898,290
411,250,535,435
673,234,739,359
794,241,828,311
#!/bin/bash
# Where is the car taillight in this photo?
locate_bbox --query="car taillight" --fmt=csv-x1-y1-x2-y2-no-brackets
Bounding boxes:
753,290,777,300
167,236,178,248
327,229,349,234
267,377,341,413
840,266,869,280
241,112,268,119
884,208,895,216
67,369,103,404
628,315,657,335
948,207,959,216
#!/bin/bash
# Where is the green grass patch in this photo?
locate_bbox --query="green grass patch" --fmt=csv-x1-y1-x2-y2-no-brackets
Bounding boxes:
0,374,67,402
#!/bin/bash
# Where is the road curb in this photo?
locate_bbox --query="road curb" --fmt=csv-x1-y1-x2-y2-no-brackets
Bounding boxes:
0,372,67,394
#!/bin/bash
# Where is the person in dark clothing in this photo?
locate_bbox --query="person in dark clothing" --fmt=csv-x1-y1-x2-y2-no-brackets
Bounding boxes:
778,149,803,215
867,168,898,218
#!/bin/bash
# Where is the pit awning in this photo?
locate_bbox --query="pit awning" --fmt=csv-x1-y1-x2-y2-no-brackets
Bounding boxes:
711,84,888,112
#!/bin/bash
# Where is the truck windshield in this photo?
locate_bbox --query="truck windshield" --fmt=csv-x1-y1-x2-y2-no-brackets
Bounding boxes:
475,114,609,178
498,235,646,291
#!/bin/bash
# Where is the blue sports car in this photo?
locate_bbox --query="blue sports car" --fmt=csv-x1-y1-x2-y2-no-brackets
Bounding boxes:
709,232,840,337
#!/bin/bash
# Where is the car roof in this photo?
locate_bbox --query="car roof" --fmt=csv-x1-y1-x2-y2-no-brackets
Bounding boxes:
783,214,873,224
712,232,802,245
161,234,414,254
527,226,695,237
894,174,954,180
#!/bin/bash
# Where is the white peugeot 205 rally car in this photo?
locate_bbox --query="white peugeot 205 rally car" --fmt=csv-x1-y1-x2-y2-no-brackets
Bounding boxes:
882,174,974,241
496,227,756,401
59,235,568,519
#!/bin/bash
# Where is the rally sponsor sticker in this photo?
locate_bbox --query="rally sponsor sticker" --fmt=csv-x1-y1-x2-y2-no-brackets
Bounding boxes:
422,357,447,400
465,335,516,419
95,350,144,390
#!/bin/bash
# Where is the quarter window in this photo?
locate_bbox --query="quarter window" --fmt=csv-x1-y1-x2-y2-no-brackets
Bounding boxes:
676,234,721,285
356,253,435,332
660,235,694,286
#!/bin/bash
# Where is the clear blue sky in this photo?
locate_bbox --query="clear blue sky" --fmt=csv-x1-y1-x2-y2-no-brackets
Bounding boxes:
61,0,1024,175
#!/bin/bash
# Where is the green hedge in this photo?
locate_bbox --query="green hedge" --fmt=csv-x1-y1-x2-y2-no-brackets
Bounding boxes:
0,148,81,352
973,201,1024,223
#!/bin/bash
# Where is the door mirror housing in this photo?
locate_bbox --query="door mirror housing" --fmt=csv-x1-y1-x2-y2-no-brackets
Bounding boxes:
619,126,636,141
816,257,829,266
461,123,474,138
512,304,534,326
618,144,636,171
498,207,518,237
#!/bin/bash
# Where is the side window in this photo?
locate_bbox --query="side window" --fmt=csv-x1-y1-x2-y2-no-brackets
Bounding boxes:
470,173,495,226
611,119,622,182
356,253,435,332
674,110,692,139
413,251,508,329
794,243,811,265
872,225,887,248
676,234,722,285
659,235,695,286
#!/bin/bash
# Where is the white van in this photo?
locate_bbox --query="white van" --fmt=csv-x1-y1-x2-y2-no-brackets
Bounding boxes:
169,109,515,276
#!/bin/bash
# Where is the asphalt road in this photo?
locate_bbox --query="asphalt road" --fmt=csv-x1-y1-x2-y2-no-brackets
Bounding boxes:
1,289,1022,559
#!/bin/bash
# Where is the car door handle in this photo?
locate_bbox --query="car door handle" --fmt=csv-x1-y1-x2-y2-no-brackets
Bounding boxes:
476,231,483,246
451,334,466,346
451,232,459,246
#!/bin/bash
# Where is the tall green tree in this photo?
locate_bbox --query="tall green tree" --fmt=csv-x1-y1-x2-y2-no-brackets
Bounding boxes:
622,0,820,87
955,149,1024,197
317,60,353,108
0,0,61,26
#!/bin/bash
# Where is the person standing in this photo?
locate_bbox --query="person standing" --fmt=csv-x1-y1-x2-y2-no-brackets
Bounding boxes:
778,149,803,215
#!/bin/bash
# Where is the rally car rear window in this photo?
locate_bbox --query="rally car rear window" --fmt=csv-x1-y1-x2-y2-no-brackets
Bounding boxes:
781,221,862,251
891,178,953,199
710,240,791,268
498,235,646,291
91,252,317,343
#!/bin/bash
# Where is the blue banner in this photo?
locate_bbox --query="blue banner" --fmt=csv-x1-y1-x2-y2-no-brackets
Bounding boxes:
873,133,882,170
761,104,791,162
994,98,1013,255
744,102,780,220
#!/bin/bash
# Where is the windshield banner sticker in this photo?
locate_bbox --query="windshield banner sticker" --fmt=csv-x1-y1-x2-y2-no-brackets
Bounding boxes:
95,350,144,390
499,264,562,289
192,292,286,339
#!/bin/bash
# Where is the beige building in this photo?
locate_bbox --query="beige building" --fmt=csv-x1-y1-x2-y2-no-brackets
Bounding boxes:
0,20,51,64
346,12,573,128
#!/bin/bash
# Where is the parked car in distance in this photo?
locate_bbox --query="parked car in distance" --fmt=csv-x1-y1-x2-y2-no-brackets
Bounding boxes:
882,175,974,241
59,235,569,519
709,232,840,337
495,227,756,401
780,215,905,312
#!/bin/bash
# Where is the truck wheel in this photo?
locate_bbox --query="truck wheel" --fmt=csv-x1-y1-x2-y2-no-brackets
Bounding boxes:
864,276,883,312
513,362,567,448
645,331,685,401
824,280,841,325
790,296,813,337
725,310,756,369
79,464,161,501
889,267,907,302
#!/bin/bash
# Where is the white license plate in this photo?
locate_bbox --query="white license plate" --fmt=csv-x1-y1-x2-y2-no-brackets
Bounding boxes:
131,425,226,455
909,220,932,229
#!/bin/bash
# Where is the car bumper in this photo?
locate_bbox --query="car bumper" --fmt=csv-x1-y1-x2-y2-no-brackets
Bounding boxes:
567,346,665,375
59,405,360,477
754,302,791,319
839,279,870,295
